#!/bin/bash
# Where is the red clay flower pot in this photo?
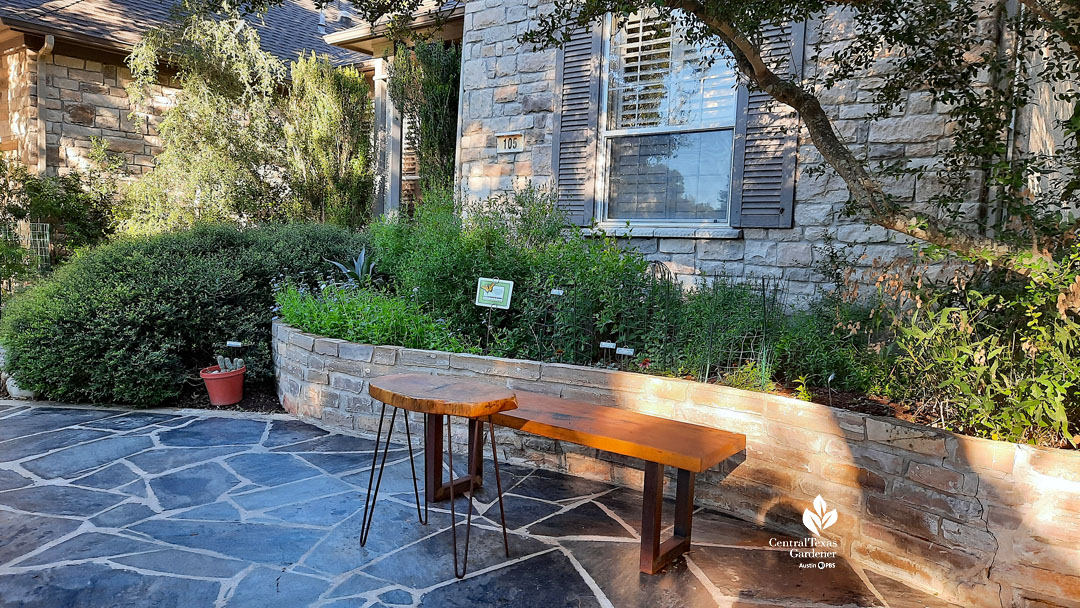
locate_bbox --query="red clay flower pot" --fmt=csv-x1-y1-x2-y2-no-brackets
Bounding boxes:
199,365,246,406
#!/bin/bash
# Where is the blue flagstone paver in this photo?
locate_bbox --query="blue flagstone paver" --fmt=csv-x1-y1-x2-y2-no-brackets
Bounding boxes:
169,500,243,522
15,532,161,567
377,589,414,605
225,567,329,607
127,445,247,474
129,519,325,564
0,408,116,442
0,510,82,565
270,433,379,453
224,452,322,486
0,470,31,492
73,462,140,490
230,475,353,511
111,548,249,579
262,418,329,447
82,413,181,432
264,491,360,526
326,572,389,599
0,428,112,461
149,462,241,510
0,562,221,608
0,403,961,608
0,484,125,517
90,503,157,528
158,418,266,447
20,435,154,479
527,501,636,538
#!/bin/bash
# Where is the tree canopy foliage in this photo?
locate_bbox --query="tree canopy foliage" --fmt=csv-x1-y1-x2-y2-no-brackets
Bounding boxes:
206,0,1080,295
122,6,375,232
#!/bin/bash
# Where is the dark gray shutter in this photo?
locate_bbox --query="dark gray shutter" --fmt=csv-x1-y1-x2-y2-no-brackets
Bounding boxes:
730,23,804,229
552,23,603,226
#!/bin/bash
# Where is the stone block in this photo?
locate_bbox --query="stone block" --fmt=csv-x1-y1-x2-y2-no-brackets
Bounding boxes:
905,461,971,495
330,373,365,393
338,343,373,362
766,421,830,453
448,353,541,380
373,346,398,365
313,338,343,356
819,461,888,493
865,494,940,541
865,418,948,457
869,116,946,143
522,93,553,113
398,348,450,368
288,332,315,351
776,242,813,267
1021,445,1080,483
697,239,744,261
890,479,983,522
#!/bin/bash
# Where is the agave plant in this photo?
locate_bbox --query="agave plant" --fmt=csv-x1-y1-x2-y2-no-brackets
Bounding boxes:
326,247,374,286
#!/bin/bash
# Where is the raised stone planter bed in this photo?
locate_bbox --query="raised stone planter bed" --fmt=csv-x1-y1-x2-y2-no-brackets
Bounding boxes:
272,321,1080,608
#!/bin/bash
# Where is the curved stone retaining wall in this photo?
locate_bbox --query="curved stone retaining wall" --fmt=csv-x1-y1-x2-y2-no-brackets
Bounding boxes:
272,321,1080,608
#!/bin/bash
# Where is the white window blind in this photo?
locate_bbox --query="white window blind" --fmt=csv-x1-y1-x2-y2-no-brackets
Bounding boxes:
606,11,738,132
602,11,738,224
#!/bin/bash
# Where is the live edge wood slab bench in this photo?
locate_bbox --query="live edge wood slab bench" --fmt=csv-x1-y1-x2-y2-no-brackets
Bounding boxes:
492,391,746,574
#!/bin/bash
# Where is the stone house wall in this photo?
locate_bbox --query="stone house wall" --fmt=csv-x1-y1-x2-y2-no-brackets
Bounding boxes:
454,0,979,296
273,321,1080,608
0,42,176,176
1,48,35,165
38,50,176,177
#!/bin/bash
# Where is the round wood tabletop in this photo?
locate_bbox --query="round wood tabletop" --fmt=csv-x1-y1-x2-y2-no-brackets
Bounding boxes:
368,373,518,418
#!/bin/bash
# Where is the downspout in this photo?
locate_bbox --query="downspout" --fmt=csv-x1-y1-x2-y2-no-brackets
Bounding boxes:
34,34,54,175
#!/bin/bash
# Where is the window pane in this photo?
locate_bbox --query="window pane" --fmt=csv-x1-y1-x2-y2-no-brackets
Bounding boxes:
606,130,733,221
607,11,738,130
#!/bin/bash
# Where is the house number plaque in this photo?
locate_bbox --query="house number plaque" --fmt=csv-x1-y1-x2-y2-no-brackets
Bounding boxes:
496,132,525,153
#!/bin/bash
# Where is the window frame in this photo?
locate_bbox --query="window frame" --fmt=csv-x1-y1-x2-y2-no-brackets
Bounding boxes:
595,12,738,230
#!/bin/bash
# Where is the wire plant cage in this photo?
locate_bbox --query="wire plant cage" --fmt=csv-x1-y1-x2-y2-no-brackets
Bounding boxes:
1,221,50,300
19,222,51,272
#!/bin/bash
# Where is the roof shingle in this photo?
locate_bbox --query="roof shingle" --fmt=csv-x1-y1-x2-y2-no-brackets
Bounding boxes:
0,0,366,64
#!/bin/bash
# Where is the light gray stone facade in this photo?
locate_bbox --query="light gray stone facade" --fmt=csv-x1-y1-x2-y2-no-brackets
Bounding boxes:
449,0,987,296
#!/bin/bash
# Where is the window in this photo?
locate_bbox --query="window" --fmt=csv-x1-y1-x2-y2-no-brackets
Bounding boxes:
600,11,739,225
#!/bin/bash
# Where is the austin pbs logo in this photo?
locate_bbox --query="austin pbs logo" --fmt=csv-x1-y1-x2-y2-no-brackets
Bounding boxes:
802,495,837,537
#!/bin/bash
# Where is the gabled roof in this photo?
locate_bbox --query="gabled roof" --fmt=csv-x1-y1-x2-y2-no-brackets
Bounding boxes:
324,0,463,56
0,0,367,64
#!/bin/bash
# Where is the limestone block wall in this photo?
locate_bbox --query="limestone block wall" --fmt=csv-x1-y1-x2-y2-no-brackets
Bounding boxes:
1,48,35,164
455,1,972,296
458,0,557,200
38,52,177,176
273,321,1080,608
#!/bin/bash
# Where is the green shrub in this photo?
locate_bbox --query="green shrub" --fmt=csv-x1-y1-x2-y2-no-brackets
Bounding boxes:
0,223,365,406
276,285,470,351
890,278,1079,443
775,299,889,394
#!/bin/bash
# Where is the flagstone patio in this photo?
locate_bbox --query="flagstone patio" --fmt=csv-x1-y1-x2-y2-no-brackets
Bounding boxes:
0,402,959,607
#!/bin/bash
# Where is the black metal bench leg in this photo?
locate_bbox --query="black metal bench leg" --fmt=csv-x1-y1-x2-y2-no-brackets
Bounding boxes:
359,403,398,546
404,413,428,525
446,415,476,579
488,415,510,558
640,463,694,574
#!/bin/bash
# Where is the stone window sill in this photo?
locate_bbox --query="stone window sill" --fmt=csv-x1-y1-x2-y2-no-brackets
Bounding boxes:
587,225,743,239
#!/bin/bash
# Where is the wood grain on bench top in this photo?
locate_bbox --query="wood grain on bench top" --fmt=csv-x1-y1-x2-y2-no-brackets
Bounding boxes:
368,373,518,418
491,392,745,473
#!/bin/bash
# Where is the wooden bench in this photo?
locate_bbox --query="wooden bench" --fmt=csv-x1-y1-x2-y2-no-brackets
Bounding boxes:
492,391,745,574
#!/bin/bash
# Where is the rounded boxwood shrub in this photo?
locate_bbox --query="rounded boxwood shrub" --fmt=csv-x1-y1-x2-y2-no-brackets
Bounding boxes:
0,223,365,406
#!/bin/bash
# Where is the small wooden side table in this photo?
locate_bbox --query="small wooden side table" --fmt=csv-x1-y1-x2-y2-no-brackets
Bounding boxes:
363,373,518,578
